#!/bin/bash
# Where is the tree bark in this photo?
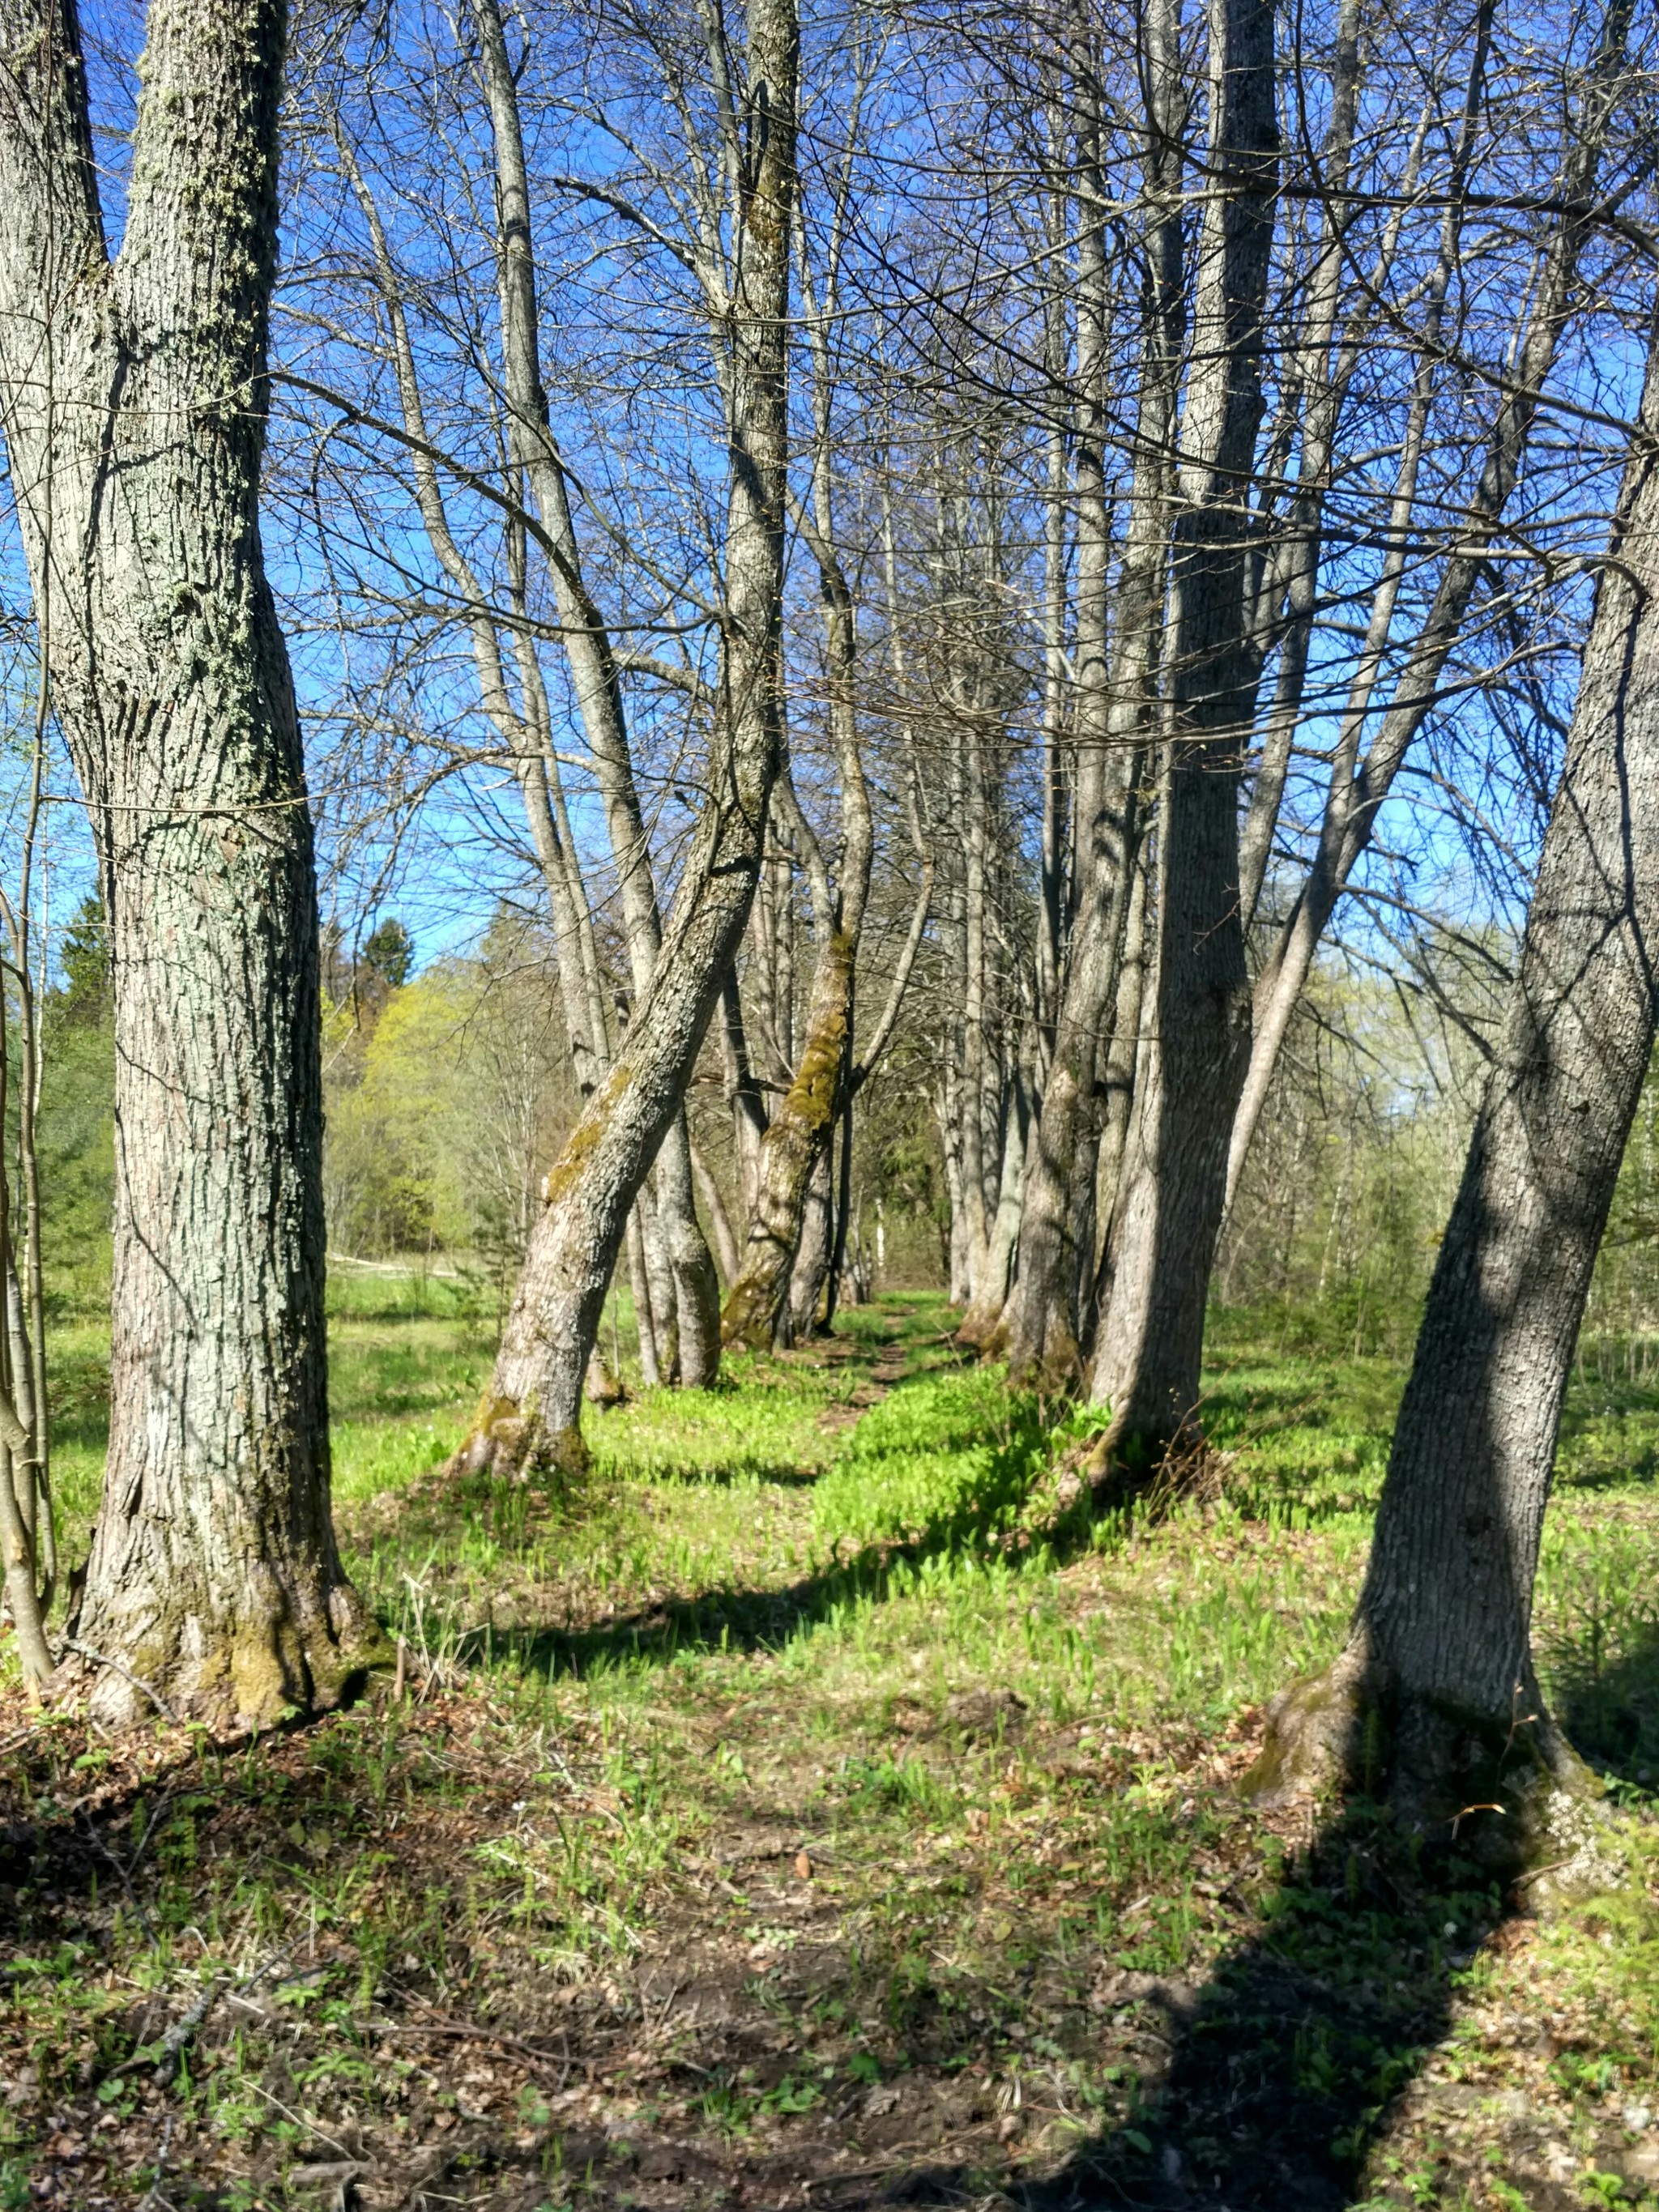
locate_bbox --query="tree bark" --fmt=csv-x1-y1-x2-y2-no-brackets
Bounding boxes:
719,285,877,1349
783,1141,834,1345
722,927,855,1346
0,0,377,1722
451,0,796,1476
719,967,770,1227
1252,322,1659,1856
1088,0,1278,1473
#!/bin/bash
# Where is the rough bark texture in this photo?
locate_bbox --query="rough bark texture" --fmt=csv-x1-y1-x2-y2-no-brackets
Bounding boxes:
784,1141,834,1344
654,1113,721,1383
1250,329,1659,1871
1088,0,1277,1473
1001,0,1179,1387
454,0,795,1474
0,0,376,1721
720,390,875,1349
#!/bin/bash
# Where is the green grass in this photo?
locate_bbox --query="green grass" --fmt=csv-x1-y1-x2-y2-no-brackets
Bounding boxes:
9,1283,1659,2207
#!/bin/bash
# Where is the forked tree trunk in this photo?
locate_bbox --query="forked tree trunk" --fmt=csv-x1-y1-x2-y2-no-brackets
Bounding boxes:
1088,0,1277,1475
1252,329,1659,1856
451,0,796,1476
0,0,377,1722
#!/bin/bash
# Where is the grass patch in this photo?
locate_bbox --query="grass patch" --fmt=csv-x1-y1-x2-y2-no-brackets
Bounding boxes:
5,1287,1659,2207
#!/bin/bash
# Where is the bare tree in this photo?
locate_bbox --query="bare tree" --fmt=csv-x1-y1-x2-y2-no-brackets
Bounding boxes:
451,0,799,1476
0,0,374,1719
1086,0,1279,1469
1252,311,1659,1853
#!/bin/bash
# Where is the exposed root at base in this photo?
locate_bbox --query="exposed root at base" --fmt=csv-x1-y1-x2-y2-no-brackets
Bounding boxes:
450,1394,591,1485
55,1580,389,1736
1075,1417,1229,1518
1241,1647,1630,1899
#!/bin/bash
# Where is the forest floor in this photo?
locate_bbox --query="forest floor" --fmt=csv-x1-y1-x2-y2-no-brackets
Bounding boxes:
6,1284,1659,2211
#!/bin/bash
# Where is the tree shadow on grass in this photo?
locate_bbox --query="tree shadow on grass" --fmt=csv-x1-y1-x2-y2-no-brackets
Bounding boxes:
1009,1796,1504,2211
459,1528,981,1680
1549,1608,1659,1794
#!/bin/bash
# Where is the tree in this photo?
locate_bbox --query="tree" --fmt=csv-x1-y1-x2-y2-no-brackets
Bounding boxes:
1252,312,1659,1856
1085,0,1278,1472
0,0,377,1719
450,0,800,1477
360,918,413,995
720,45,932,1349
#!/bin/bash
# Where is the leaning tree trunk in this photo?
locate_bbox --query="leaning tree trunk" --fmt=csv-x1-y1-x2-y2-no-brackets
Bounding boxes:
1251,326,1659,1859
1087,0,1277,1477
450,0,796,1477
0,0,377,1723
474,0,722,1391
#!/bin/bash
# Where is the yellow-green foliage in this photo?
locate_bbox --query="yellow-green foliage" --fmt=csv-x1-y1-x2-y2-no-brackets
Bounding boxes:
811,1366,1051,1555
323,941,576,1259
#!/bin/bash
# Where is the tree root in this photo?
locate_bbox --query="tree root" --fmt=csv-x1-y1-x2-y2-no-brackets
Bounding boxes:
1241,1644,1628,1899
1077,1414,1226,1515
58,1575,389,1734
450,1394,591,1483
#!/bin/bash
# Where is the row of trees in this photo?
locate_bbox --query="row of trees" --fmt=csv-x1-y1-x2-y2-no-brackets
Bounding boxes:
3,0,1659,1856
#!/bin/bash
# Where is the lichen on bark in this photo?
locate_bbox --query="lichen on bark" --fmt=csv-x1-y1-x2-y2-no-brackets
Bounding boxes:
722,930,853,1351
0,0,378,1728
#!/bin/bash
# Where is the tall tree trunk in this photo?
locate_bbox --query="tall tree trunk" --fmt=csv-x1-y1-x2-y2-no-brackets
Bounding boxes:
1089,0,1278,1473
451,0,796,1476
0,0,377,1722
719,967,770,1227
1252,324,1659,1858
1002,0,1180,1387
722,925,855,1345
625,1208,663,1388
957,1076,1029,1348
783,1143,834,1345
720,254,880,1349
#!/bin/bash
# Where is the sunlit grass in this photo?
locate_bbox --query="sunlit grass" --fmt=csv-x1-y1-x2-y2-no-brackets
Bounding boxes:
12,1276,1659,2206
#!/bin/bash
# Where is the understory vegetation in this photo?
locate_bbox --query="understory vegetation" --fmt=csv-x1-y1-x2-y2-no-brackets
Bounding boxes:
6,1281,1659,2210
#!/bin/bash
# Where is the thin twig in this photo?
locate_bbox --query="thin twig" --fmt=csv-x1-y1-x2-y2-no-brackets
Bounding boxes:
61,1639,180,1724
373,2005,572,2088
135,2114,174,2212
